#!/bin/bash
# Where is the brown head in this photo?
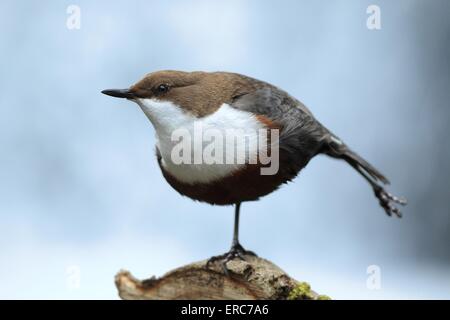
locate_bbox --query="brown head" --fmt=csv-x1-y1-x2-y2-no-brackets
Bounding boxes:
102,70,256,117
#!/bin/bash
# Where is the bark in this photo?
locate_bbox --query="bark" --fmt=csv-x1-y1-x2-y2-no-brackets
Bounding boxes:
115,255,329,300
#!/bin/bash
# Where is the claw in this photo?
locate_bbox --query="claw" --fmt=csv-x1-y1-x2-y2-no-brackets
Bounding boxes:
206,243,257,275
374,186,407,218
383,191,407,205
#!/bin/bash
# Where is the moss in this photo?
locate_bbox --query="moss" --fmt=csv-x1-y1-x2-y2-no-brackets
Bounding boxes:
317,294,331,300
287,282,314,300
287,282,331,300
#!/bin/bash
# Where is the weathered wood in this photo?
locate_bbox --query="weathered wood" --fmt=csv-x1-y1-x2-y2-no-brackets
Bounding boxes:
115,255,329,300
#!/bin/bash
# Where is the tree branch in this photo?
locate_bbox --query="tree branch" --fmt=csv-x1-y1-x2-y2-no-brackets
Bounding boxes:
115,255,330,300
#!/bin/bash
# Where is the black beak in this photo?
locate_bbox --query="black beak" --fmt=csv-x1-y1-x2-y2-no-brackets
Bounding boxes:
101,89,135,99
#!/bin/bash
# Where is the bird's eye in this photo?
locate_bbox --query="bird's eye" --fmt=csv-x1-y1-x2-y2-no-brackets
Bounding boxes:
156,84,169,94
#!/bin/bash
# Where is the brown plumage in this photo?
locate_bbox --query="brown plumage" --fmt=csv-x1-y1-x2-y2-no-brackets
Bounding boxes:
130,71,256,116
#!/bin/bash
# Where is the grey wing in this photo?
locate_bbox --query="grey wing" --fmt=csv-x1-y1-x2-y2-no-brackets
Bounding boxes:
231,87,330,164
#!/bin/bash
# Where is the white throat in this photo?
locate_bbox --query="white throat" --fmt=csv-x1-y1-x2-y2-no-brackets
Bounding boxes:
134,98,265,184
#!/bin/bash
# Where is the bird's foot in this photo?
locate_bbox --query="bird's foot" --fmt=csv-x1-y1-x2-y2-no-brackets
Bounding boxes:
374,185,407,217
206,243,257,275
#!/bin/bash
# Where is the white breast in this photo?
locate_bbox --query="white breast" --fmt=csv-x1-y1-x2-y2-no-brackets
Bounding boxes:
134,98,265,184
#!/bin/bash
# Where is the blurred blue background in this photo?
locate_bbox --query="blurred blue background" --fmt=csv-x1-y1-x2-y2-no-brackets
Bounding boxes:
0,0,449,299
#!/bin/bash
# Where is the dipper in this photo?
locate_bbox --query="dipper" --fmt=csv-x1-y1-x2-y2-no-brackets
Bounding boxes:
102,70,406,269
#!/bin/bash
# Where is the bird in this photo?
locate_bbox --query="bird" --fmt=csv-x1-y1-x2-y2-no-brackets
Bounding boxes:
102,70,406,271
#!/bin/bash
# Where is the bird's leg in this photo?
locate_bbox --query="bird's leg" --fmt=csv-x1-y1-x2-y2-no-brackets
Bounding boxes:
206,202,257,275
372,183,407,218
353,165,407,217
230,202,256,256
